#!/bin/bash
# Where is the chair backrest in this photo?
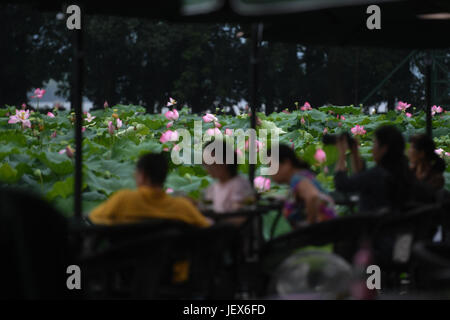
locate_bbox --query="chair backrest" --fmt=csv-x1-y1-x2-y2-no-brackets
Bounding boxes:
163,222,239,299
259,213,381,274
78,219,239,299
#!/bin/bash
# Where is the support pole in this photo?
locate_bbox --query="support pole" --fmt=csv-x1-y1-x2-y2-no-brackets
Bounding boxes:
425,51,434,137
72,13,84,219
248,23,263,267
249,23,263,186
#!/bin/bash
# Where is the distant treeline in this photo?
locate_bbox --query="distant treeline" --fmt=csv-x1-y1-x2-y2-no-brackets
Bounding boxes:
1,3,448,114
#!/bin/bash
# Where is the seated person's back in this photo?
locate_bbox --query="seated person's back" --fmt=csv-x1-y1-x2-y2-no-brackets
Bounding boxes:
90,153,210,227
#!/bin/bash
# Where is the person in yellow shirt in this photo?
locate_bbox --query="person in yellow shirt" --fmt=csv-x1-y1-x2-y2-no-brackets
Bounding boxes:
89,153,210,228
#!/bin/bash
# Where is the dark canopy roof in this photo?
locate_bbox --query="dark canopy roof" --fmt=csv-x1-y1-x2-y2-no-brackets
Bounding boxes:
10,0,180,19
13,0,450,48
259,0,450,48
180,0,450,48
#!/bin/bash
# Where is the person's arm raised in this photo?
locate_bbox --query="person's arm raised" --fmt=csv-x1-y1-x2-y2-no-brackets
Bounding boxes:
334,136,366,193
349,138,365,173
335,135,349,172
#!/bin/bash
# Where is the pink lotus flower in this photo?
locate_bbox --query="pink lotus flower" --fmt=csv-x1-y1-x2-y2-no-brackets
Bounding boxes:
300,117,305,125
59,146,74,158
282,109,290,114
203,113,218,123
341,115,346,120
405,112,412,118
206,128,221,136
108,121,115,135
47,112,55,118
21,103,27,110
116,118,122,128
254,176,271,192
314,148,327,164
166,97,177,107
245,139,264,152
82,127,86,133
236,148,244,158
8,109,31,128
32,88,46,99
214,122,222,128
431,105,443,116
51,131,57,138
173,144,181,152
85,113,96,123
166,188,174,194
66,146,74,158
435,149,445,156
160,130,179,143
166,121,173,129
104,101,109,109
300,102,312,111
225,128,233,136
163,148,169,152
351,125,366,136
396,101,411,112
323,128,328,134
165,109,179,121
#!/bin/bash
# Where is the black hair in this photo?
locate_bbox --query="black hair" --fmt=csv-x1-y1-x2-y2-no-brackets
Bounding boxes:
375,125,408,171
136,153,169,186
203,139,238,177
409,134,446,173
274,144,310,170
374,125,414,208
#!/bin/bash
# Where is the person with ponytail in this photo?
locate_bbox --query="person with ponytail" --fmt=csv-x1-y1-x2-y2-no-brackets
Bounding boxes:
270,144,336,228
408,134,446,191
334,125,415,212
